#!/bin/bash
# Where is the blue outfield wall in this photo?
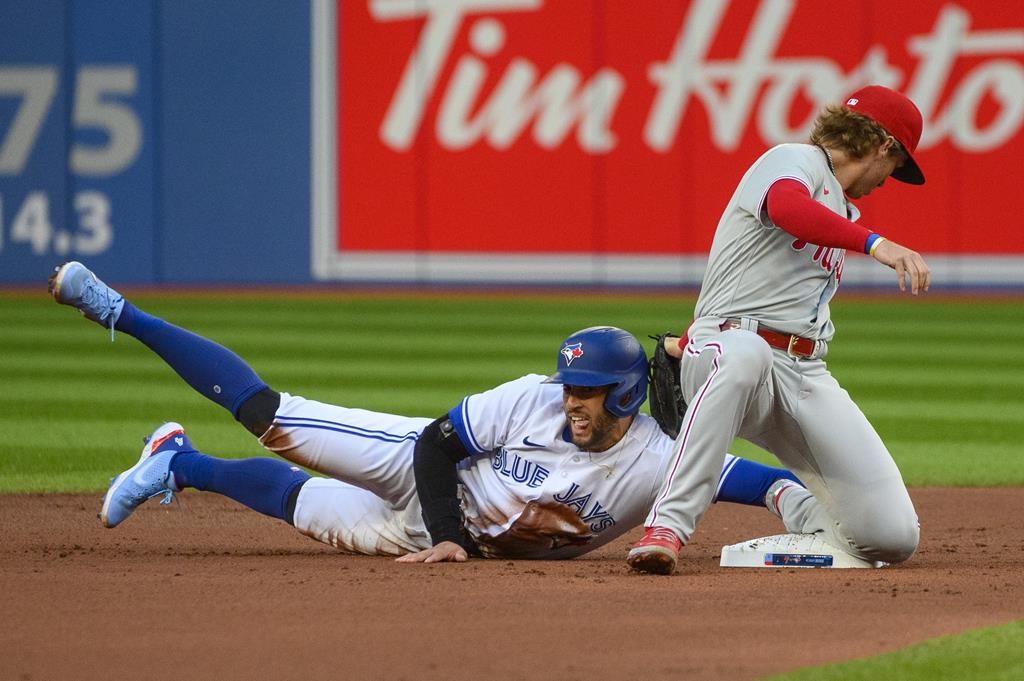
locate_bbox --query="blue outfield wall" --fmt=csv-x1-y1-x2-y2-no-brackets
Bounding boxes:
0,0,311,284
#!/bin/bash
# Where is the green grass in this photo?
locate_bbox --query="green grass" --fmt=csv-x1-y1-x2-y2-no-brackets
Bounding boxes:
762,620,1024,681
3,289,1024,681
2,291,1024,492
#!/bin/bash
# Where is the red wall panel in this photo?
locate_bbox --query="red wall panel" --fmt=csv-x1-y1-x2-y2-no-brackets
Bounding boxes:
337,0,1024,257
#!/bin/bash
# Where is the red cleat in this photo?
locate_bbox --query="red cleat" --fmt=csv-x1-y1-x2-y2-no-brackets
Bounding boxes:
627,526,682,575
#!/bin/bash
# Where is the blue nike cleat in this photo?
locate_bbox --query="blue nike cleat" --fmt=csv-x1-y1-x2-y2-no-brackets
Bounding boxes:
100,422,194,528
48,261,125,341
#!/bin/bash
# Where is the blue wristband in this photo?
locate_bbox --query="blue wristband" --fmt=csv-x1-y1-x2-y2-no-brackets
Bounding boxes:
864,233,883,255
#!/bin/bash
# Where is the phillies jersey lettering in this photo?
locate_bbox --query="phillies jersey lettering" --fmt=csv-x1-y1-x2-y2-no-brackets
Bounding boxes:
791,240,846,279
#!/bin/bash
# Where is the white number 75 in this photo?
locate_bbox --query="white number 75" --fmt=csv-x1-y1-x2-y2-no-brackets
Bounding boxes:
0,65,142,177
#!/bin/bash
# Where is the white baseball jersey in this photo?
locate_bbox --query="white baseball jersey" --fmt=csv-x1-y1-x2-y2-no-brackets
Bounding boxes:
259,377,741,559
695,143,859,341
448,375,672,558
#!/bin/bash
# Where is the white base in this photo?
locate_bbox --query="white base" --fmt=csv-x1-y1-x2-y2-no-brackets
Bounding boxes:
720,533,884,569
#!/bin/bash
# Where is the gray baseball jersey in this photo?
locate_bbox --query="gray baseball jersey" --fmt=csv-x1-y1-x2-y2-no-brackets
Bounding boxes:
695,143,858,341
643,143,920,564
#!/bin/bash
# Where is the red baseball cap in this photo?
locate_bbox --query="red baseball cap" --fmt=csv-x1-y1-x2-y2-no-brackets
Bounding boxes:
843,85,925,185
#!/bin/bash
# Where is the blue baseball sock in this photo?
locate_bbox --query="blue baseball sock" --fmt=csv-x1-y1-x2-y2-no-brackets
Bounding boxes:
115,301,267,417
715,456,802,506
170,451,311,523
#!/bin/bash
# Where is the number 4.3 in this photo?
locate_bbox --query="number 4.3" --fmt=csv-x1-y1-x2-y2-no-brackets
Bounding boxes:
0,191,113,257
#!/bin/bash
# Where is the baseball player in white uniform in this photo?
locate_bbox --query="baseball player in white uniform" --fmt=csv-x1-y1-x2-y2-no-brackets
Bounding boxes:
49,262,807,561
627,85,932,574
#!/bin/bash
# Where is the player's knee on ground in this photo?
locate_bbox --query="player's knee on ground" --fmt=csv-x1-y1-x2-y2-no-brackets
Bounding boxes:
235,388,281,437
843,507,920,564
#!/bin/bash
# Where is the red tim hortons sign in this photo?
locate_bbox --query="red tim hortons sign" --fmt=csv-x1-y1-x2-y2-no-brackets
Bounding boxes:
311,0,1024,286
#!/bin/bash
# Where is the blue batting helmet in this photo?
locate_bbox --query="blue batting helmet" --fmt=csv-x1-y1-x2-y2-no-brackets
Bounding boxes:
547,326,649,418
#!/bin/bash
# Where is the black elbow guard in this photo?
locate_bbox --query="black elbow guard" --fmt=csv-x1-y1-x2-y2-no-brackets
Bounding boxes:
421,416,470,464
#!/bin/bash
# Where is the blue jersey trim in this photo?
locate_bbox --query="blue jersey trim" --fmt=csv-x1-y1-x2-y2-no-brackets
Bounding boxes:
275,415,420,443
448,398,484,454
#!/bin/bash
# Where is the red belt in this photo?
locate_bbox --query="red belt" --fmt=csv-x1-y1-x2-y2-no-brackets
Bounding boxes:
720,320,818,359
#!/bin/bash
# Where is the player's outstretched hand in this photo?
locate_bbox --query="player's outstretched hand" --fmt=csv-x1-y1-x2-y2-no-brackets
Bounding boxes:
395,541,469,564
871,239,931,295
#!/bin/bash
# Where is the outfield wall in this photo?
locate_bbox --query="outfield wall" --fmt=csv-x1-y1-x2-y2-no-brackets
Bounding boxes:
1,1,1022,287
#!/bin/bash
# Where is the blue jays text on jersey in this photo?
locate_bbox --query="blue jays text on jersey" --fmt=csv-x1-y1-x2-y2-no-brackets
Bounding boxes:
491,447,617,533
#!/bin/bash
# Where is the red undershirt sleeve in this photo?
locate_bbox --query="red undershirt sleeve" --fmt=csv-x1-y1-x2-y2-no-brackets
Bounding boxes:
765,178,873,253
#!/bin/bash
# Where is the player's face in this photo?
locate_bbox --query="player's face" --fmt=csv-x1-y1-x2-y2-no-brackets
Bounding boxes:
846,138,906,199
562,385,628,452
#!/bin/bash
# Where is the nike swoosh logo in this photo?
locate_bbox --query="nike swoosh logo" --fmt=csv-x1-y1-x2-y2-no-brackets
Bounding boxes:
131,461,157,486
522,436,545,448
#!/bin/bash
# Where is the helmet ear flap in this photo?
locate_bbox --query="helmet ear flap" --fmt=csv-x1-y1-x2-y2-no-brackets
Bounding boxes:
606,356,648,417
617,382,640,410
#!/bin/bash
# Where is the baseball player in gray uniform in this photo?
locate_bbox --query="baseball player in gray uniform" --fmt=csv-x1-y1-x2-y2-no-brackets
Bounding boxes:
49,262,806,561
627,85,932,574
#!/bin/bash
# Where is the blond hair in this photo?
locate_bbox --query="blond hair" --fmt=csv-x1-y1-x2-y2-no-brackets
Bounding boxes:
809,105,901,160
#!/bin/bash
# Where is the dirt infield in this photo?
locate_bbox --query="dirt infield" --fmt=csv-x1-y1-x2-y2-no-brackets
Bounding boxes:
2,488,1022,681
